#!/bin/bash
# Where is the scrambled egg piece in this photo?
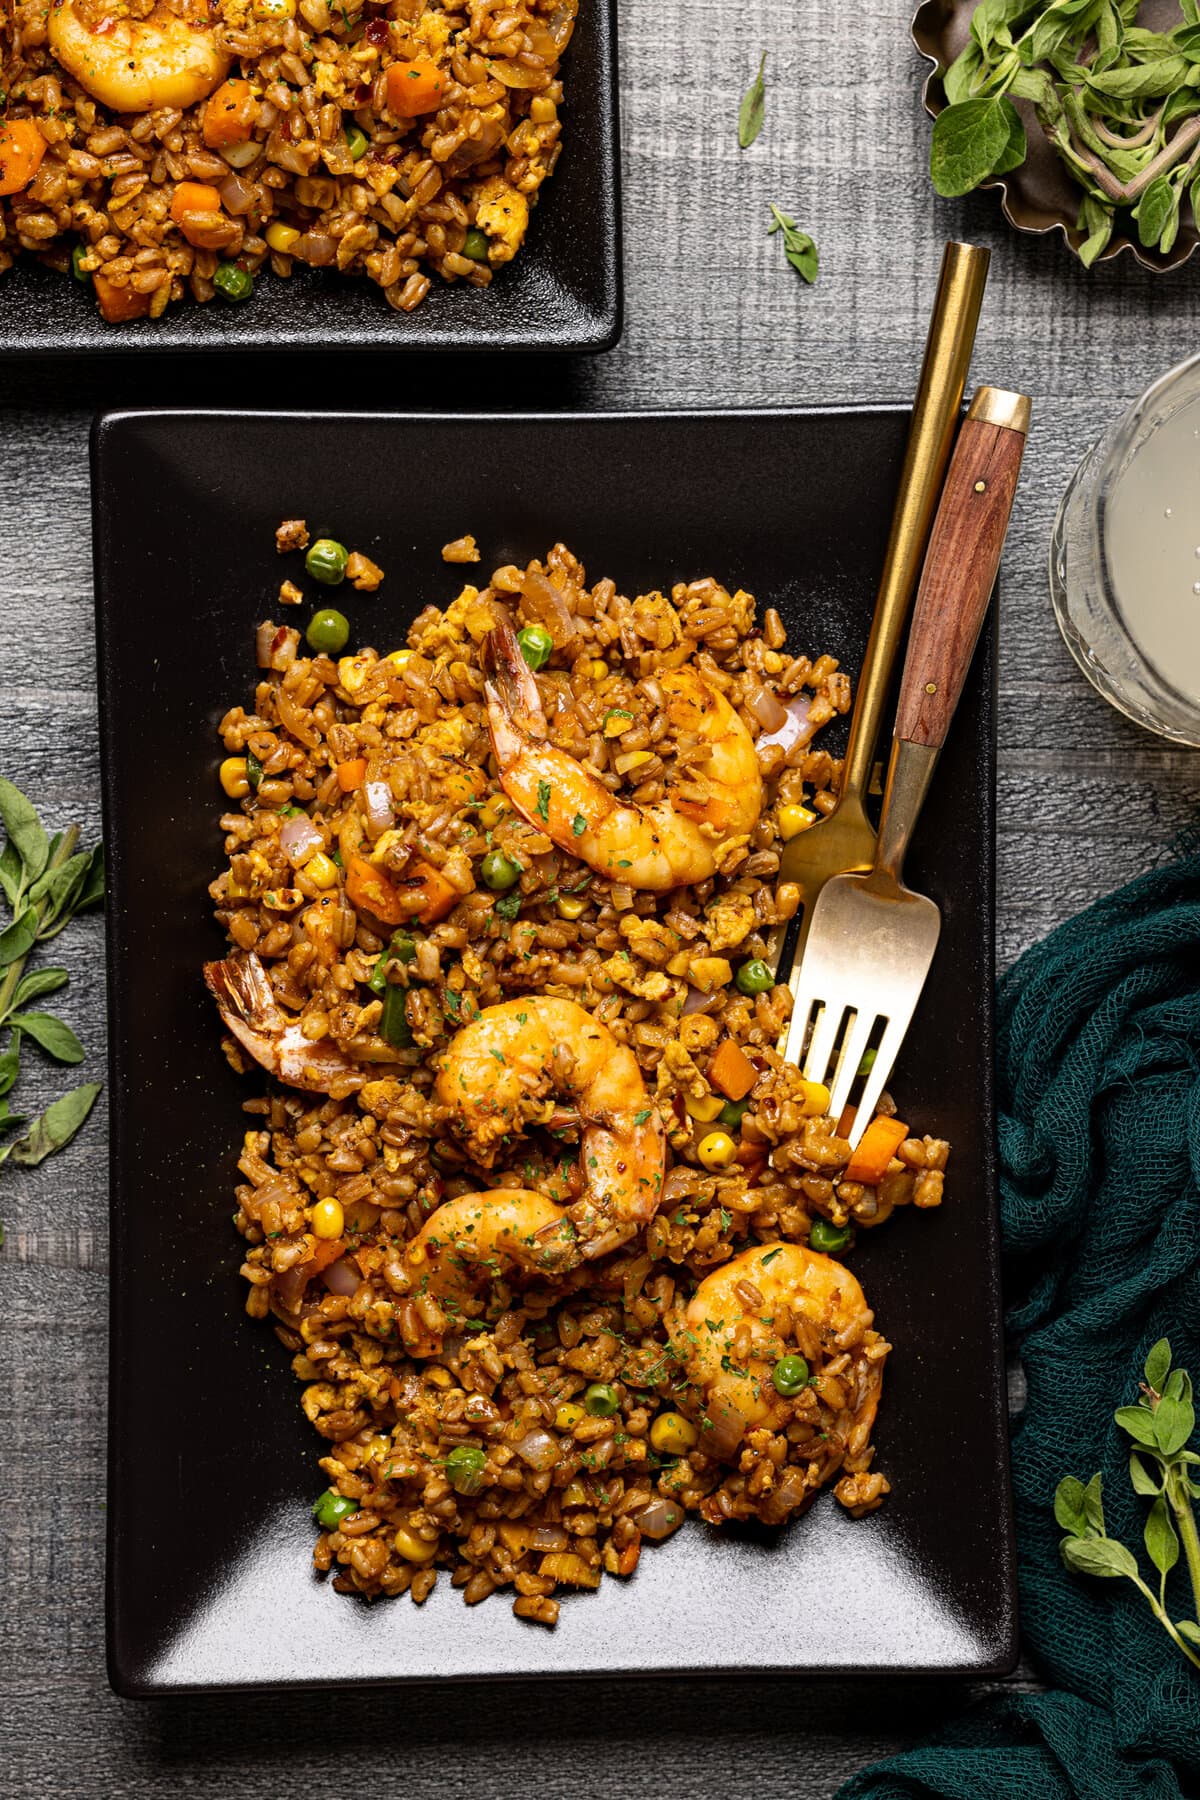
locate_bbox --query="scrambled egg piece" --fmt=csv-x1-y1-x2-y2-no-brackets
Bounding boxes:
704,892,757,953
601,952,674,1003
473,176,529,265
414,8,454,56
413,585,500,653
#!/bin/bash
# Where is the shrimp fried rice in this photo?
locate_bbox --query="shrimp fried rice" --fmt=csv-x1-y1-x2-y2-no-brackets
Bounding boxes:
208,536,950,1625
1,0,574,320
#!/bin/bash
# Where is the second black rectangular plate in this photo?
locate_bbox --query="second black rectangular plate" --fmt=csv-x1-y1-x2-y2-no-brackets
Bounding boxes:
94,407,1015,1694
1,0,619,356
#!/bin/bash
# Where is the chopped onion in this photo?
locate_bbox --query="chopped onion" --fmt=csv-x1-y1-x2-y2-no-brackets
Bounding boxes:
682,986,714,1016
744,679,788,733
362,780,395,839
280,813,323,867
635,1497,685,1541
295,229,336,266
255,620,276,668
219,170,257,214
273,1262,309,1312
529,1525,570,1552
756,693,814,757
321,1257,360,1297
514,1428,560,1471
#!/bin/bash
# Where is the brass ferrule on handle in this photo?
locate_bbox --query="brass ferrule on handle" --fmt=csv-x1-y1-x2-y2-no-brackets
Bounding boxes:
839,240,991,811
876,739,939,882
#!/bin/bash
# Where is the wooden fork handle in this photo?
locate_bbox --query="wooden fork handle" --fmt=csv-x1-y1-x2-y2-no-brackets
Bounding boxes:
893,386,1031,750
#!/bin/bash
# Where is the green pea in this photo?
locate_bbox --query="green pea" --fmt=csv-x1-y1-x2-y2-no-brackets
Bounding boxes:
312,1488,359,1529
856,1047,877,1077
213,262,254,303
772,1355,810,1398
306,607,350,654
445,1445,487,1495
735,958,774,996
481,848,520,891
516,624,554,671
809,1218,851,1254
306,538,350,586
717,1098,749,1129
462,227,489,260
345,122,369,161
583,1382,620,1418
379,983,413,1047
71,244,91,283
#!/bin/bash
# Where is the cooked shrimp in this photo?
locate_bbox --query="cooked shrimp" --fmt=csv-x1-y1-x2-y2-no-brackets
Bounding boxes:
402,1188,579,1353
48,0,231,113
436,997,665,1258
483,622,764,891
205,951,364,1097
673,1243,887,1465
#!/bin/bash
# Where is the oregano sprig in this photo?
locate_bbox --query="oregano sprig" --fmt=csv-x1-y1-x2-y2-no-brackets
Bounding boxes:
0,778,104,1230
767,204,819,282
1055,1339,1200,1671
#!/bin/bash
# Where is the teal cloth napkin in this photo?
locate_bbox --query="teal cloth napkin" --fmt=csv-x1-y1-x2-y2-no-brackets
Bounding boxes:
838,851,1200,1800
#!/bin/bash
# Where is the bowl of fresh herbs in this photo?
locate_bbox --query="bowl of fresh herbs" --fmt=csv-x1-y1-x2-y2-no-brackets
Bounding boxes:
912,0,1200,269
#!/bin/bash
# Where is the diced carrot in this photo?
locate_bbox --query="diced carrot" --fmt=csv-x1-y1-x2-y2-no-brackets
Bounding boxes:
835,1104,856,1141
203,77,257,149
844,1116,909,1187
708,1038,757,1102
345,853,458,926
171,181,227,248
93,273,152,323
0,118,46,195
386,57,447,117
306,1234,346,1276
337,758,368,792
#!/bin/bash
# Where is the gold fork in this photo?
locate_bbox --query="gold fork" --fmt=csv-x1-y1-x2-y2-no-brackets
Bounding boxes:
769,241,990,993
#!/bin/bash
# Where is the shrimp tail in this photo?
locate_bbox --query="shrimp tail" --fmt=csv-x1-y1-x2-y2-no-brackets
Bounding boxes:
482,622,547,749
204,950,281,1032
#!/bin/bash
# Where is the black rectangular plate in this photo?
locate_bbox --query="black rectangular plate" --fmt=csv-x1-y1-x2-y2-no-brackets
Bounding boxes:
94,407,1016,1695
1,0,619,356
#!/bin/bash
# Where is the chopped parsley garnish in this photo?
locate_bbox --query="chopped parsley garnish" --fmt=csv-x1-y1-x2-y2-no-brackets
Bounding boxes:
495,891,522,920
572,813,587,836
536,780,551,821
762,1246,783,1264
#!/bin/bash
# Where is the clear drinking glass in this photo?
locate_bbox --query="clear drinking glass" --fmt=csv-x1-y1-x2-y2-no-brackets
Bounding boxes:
1050,352,1200,746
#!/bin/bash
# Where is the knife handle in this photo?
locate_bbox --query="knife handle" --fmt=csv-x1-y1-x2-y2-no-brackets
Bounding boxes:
893,386,1030,751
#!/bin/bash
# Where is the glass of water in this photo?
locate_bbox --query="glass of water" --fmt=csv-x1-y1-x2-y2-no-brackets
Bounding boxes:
1050,351,1200,746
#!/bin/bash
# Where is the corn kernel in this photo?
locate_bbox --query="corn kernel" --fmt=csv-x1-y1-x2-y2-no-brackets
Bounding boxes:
799,1080,831,1118
778,803,817,840
263,887,303,911
697,1130,738,1171
685,1090,724,1123
479,793,509,829
530,95,558,123
311,1197,344,1239
589,658,607,679
265,220,301,253
615,749,654,776
649,1411,698,1455
304,851,338,889
219,756,250,799
555,1402,585,1431
365,1434,392,1463
393,1524,438,1563
602,708,634,738
254,0,295,16
386,648,413,669
557,895,588,920
226,874,249,900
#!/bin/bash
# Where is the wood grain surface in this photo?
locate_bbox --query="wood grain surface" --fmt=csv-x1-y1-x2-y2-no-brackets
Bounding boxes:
3,0,1199,1791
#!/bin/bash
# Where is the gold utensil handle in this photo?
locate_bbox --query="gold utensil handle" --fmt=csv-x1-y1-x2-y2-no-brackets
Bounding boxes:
894,386,1030,751
840,241,991,809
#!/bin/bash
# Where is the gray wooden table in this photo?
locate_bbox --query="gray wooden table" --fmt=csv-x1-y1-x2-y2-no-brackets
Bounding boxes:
3,0,1198,1790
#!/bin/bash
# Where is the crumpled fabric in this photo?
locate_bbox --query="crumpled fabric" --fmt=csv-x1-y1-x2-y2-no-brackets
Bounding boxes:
838,851,1200,1800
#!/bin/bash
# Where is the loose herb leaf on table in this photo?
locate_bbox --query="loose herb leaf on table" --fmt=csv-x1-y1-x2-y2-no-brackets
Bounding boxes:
1056,1338,1200,1670
739,52,767,148
933,0,1200,263
768,204,819,282
0,778,105,1234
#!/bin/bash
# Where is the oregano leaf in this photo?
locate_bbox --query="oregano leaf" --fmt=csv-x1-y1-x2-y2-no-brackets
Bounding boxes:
1128,1452,1162,1497
1144,1338,1172,1394
930,96,1023,196
1054,1474,1090,1536
9,1011,85,1065
1144,1494,1180,1575
738,52,767,149
1115,1403,1159,1447
2,1081,101,1169
1061,1534,1138,1579
0,779,49,885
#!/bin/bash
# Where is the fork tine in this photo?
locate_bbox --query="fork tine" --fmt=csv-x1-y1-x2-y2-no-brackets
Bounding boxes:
827,1009,877,1125
849,1014,909,1148
802,1000,844,1088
